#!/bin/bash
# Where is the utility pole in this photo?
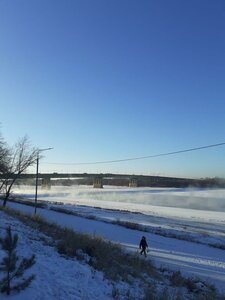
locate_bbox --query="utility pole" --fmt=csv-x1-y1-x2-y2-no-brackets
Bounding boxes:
34,147,53,214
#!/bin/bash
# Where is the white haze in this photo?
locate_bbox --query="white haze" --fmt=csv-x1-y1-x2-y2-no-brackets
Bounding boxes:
11,185,225,223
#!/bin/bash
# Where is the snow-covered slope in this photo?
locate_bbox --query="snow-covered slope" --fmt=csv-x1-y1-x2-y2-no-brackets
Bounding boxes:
1,186,225,298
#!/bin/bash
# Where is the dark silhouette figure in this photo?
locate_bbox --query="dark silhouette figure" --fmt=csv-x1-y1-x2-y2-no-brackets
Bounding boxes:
139,236,148,257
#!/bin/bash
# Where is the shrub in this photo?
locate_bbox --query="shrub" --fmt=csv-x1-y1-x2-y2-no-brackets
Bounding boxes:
0,226,35,295
170,270,186,287
1,206,159,283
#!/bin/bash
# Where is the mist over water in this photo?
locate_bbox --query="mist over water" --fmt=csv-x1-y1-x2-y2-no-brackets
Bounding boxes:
12,185,225,213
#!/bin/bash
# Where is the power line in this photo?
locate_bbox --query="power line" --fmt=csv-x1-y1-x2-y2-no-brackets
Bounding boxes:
43,141,225,166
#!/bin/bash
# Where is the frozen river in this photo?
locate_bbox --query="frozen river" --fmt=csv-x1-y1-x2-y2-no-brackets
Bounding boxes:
12,185,225,224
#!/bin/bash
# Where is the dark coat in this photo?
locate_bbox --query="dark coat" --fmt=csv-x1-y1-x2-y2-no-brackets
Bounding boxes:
139,237,148,249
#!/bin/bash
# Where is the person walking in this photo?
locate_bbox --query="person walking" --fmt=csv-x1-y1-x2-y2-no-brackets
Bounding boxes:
139,236,148,257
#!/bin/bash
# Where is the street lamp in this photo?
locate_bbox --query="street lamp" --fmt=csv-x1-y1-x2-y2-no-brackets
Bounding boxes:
34,147,53,214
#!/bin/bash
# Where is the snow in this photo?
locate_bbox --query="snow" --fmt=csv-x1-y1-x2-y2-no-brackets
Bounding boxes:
1,185,225,298
0,211,117,299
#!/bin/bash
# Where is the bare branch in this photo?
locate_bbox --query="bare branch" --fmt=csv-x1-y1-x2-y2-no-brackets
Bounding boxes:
1,136,38,206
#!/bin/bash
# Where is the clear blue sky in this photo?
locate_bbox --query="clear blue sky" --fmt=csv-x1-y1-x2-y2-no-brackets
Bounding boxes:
0,0,225,178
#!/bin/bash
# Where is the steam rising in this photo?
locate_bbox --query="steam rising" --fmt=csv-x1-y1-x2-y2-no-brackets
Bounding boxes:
12,185,225,214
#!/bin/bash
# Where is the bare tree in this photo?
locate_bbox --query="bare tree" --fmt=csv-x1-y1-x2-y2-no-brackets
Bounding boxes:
0,134,10,194
1,136,38,207
0,135,9,172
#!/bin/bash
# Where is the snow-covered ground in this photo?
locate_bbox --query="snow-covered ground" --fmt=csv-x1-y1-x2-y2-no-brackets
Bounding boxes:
1,185,225,298
11,185,225,248
0,210,138,300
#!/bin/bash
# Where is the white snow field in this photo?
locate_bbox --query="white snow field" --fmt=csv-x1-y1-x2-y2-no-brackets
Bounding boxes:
1,185,225,299
0,211,117,300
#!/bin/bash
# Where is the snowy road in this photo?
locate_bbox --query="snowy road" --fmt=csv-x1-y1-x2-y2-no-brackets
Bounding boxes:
3,200,225,294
